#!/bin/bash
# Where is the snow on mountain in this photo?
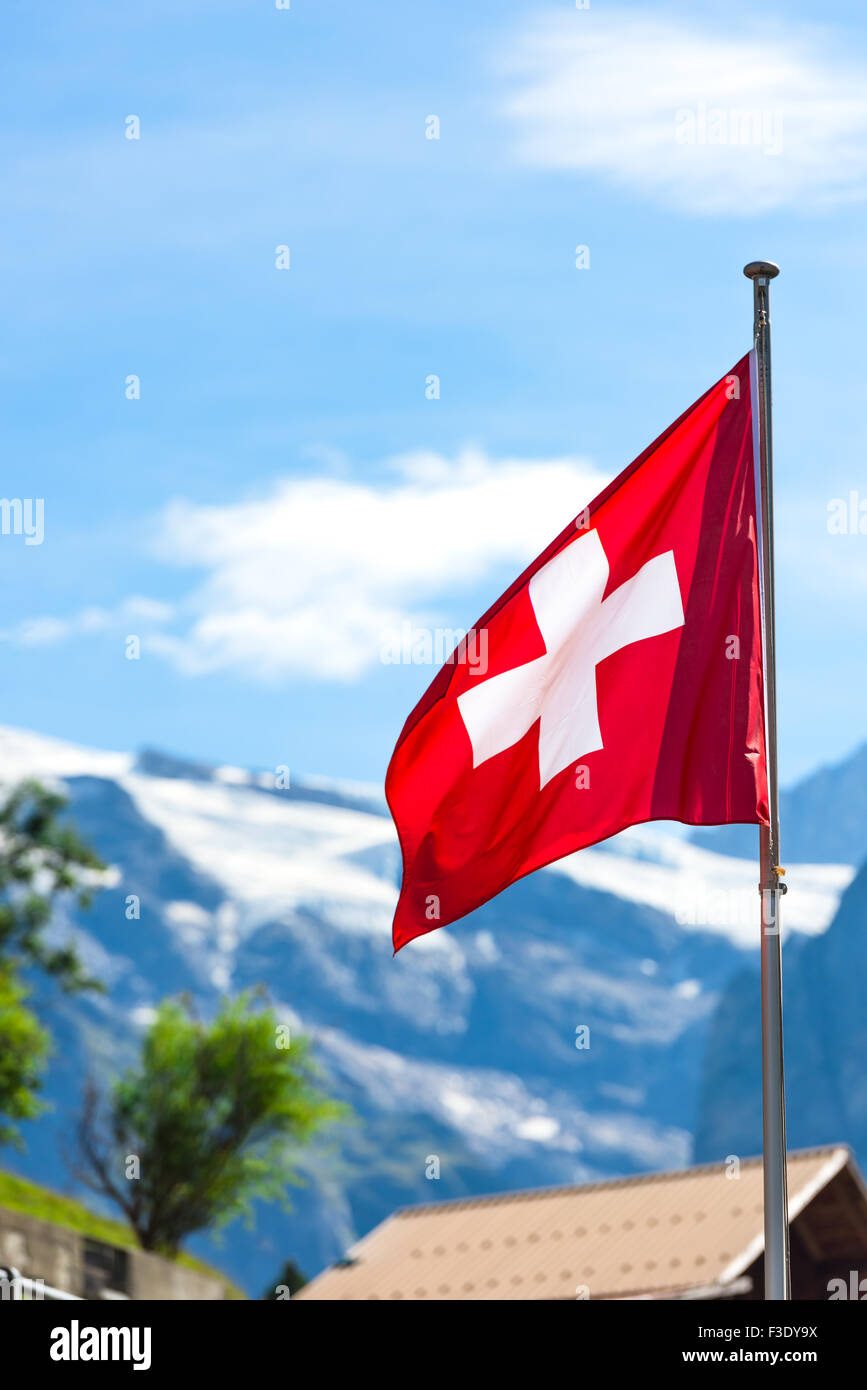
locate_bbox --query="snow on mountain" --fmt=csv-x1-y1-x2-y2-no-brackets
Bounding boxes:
0,724,133,783
0,724,855,1294
555,825,850,947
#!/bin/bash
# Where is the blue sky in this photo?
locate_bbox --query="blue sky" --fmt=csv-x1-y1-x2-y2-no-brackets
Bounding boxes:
2,0,867,787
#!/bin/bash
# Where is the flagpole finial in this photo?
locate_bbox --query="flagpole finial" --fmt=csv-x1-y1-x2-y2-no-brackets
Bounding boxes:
744,261,780,281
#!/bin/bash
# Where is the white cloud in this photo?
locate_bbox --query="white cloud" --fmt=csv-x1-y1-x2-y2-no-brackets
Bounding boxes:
500,10,867,214
151,450,603,681
2,452,603,683
0,598,174,647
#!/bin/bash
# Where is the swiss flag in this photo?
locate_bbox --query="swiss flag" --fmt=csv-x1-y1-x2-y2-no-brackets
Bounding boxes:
386,354,768,951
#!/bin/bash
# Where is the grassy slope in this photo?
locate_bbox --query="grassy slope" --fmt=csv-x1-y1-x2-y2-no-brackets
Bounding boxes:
0,1169,245,1299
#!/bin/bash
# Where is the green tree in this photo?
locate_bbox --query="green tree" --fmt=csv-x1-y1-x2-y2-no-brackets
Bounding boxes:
76,992,345,1256
0,779,104,991
0,967,51,1147
262,1258,307,1300
0,780,105,1145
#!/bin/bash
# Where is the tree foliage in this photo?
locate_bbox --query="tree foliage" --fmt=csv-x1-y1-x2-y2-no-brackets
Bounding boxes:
77,992,345,1255
0,967,51,1147
0,780,105,1146
262,1258,307,1300
0,779,105,991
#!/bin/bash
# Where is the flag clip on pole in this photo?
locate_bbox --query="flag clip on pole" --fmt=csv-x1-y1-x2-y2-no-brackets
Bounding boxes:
744,260,791,1301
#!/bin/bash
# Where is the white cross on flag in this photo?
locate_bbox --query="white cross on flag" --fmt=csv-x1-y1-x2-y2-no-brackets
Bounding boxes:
457,530,685,788
386,355,768,951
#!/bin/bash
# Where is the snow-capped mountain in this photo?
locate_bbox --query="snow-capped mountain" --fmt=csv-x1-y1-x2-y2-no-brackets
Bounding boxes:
0,725,854,1295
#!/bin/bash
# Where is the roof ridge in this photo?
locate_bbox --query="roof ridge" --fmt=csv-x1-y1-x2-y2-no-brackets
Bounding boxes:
394,1144,851,1218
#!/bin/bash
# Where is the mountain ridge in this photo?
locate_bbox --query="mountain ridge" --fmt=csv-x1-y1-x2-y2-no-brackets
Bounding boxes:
0,723,857,1294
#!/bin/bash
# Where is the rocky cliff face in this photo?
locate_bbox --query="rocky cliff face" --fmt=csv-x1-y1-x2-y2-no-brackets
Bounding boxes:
695,857,867,1167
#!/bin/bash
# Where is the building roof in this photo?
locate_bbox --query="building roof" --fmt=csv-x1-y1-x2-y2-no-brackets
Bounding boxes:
297,1146,867,1300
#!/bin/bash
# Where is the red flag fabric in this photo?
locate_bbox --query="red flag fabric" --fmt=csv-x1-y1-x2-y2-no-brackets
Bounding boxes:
386,354,768,952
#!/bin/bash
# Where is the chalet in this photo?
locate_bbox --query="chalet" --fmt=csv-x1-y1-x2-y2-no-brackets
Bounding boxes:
297,1145,867,1301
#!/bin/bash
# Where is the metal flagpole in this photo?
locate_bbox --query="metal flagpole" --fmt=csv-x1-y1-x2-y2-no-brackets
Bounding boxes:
744,259,790,1301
